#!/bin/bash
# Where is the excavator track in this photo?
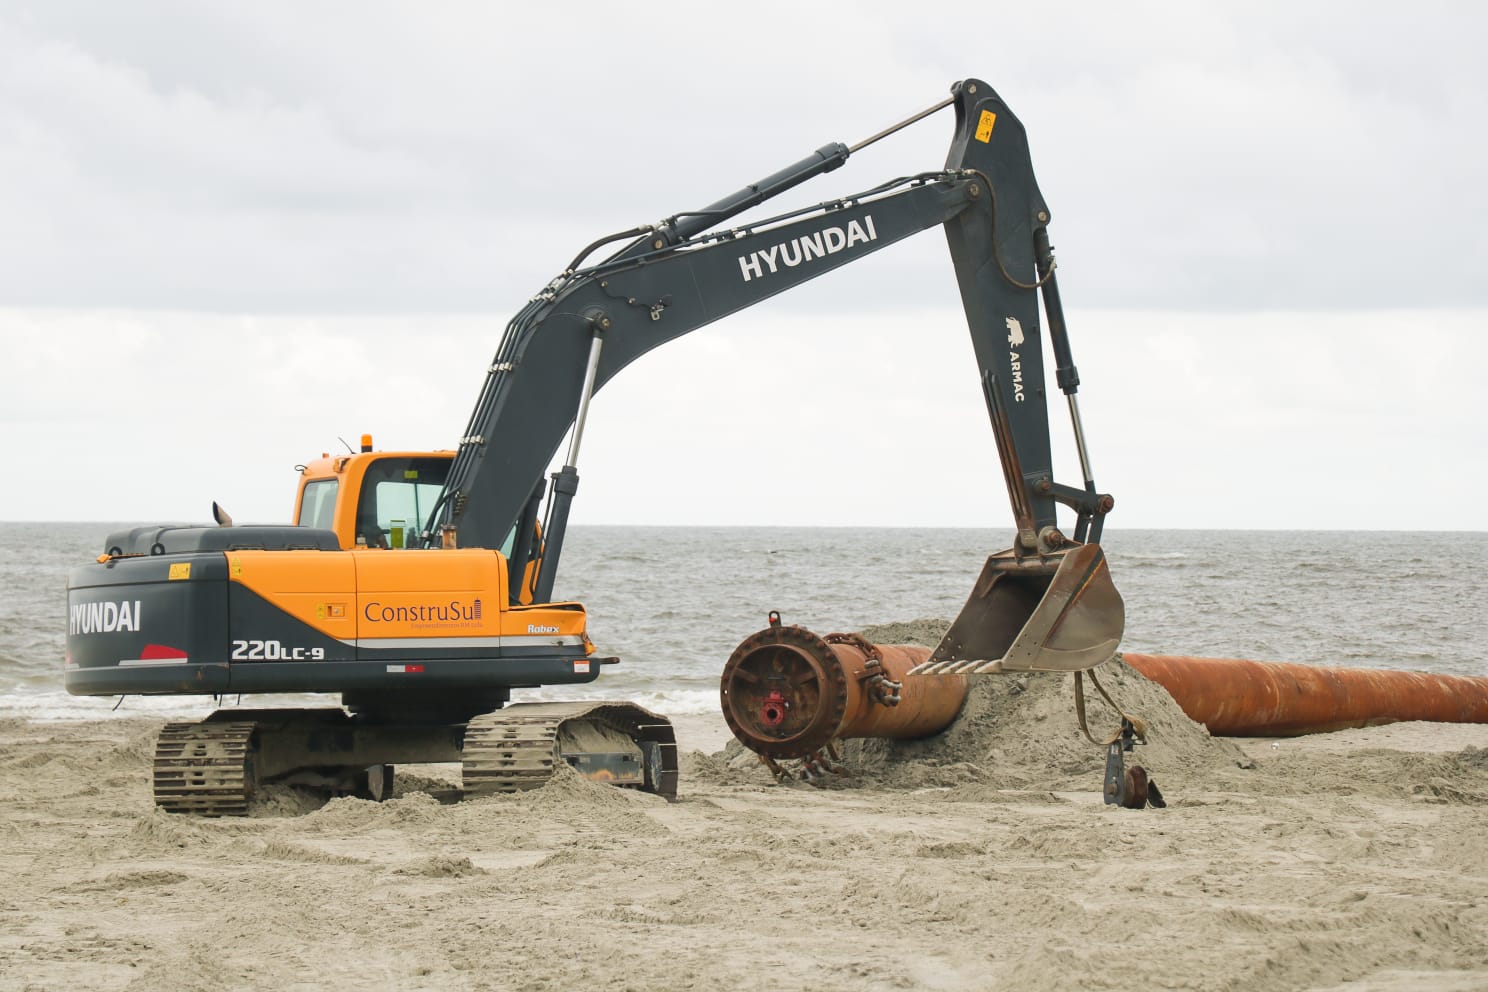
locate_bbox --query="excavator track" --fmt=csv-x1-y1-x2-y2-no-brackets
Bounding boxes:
462,701,678,799
462,714,561,794
153,721,257,817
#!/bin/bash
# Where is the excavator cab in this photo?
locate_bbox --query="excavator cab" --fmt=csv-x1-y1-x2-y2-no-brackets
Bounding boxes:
292,441,543,604
292,446,453,550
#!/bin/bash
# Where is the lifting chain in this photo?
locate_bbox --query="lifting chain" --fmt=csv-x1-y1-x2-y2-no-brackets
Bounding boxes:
826,632,902,707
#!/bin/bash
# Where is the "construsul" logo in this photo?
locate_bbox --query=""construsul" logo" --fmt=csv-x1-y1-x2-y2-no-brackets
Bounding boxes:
363,599,483,623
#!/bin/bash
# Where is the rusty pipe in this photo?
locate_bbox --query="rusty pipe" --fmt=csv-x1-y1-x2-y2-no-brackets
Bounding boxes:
1122,652,1488,737
720,624,970,759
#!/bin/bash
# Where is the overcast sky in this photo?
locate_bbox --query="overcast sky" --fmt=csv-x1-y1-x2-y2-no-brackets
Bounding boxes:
3,2,1485,530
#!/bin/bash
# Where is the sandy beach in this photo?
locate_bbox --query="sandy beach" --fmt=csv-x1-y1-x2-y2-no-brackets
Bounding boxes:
4,657,1488,992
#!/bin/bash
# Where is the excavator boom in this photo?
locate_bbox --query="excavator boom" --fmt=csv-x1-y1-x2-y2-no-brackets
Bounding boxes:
433,78,1123,673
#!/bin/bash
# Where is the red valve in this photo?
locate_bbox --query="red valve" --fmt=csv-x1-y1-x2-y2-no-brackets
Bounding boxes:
760,689,788,727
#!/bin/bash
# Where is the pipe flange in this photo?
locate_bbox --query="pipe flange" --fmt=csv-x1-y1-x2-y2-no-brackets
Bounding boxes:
720,625,850,759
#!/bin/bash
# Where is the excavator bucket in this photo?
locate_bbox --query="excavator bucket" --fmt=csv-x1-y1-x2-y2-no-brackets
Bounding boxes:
909,543,1124,675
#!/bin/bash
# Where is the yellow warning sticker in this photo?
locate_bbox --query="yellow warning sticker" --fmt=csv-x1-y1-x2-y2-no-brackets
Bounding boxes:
975,110,997,143
230,557,243,579
168,562,191,581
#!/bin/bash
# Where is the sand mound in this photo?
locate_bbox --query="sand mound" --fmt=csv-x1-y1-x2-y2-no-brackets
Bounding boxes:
253,838,367,864
304,791,444,830
249,783,326,818
123,807,221,852
850,668,1253,791
393,854,484,877
510,759,667,811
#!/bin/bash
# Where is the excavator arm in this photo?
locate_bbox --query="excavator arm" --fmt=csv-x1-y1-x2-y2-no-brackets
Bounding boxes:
437,177,977,566
430,78,1123,673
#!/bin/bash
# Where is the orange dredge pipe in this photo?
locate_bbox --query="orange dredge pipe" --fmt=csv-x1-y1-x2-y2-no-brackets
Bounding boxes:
720,622,970,759
1122,653,1488,737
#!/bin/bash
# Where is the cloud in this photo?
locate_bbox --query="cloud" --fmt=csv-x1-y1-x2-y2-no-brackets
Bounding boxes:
1,4,1485,311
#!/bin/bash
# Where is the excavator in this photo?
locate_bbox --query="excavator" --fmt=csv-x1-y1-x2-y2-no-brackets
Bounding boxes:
64,77,1124,815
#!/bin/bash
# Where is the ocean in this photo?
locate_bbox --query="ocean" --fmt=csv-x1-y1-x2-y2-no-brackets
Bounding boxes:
4,523,1485,721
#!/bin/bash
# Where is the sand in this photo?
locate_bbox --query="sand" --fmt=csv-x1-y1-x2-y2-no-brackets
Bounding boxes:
5,635,1488,990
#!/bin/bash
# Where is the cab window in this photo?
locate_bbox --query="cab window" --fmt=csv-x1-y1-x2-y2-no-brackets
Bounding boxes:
355,457,450,548
298,479,339,530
